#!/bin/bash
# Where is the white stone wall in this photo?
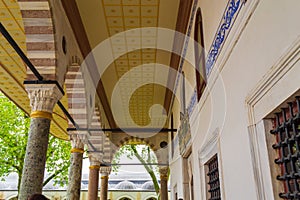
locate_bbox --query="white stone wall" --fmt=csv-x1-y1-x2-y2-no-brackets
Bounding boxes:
169,0,300,199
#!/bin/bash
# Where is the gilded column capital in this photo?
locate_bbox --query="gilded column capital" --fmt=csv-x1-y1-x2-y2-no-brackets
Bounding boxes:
88,153,102,167
25,84,63,114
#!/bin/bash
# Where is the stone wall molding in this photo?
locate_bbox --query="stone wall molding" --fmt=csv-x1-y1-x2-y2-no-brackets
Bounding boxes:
245,35,300,200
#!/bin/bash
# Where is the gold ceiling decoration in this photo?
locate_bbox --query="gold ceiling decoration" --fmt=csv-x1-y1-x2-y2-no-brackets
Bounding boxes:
102,0,164,127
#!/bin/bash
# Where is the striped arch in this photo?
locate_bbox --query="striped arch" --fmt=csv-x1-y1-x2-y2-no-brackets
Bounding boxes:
16,0,69,139
109,139,168,169
17,0,56,80
110,131,169,165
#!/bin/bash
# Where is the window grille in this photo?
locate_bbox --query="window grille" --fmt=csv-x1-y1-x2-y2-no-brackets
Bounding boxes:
206,155,221,200
271,96,300,199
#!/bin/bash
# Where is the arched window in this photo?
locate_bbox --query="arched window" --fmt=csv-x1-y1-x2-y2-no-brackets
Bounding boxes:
194,8,206,101
119,198,132,200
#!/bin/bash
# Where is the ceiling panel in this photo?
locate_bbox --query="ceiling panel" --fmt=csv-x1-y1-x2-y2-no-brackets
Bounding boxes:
75,0,180,128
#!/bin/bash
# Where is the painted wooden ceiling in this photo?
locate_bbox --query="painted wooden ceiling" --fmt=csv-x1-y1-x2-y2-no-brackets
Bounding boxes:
0,0,183,141
74,0,180,128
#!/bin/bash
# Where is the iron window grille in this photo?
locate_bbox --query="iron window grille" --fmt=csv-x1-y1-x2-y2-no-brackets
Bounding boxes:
271,96,300,199
206,154,221,200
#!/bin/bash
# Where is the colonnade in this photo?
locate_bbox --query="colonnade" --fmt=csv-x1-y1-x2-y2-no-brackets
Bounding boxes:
18,84,169,200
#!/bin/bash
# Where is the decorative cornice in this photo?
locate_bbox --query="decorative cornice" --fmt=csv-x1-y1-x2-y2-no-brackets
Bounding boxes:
206,0,246,76
245,36,300,120
25,83,63,113
187,0,250,116
198,128,219,163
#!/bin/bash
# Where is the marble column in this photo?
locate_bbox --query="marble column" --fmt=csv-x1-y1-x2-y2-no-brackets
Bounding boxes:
100,166,111,200
88,153,102,200
19,84,63,200
66,134,84,200
136,192,141,200
109,192,113,200
159,167,169,200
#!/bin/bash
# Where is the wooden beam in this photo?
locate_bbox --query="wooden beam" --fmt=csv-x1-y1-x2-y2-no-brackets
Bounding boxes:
163,0,194,115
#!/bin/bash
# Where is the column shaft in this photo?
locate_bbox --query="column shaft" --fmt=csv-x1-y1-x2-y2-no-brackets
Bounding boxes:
18,118,51,200
160,178,168,200
100,174,108,200
88,166,100,200
18,84,62,200
159,167,169,200
100,166,111,200
66,148,84,200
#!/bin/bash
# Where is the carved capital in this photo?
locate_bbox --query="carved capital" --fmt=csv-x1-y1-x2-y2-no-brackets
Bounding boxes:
159,166,169,175
70,134,84,149
100,166,111,176
159,166,169,180
88,153,102,166
25,84,63,113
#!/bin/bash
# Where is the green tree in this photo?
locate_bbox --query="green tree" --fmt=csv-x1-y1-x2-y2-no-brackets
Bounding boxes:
0,92,71,193
113,144,160,197
43,135,71,187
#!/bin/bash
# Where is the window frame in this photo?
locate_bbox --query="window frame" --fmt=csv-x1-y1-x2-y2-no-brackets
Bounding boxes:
268,97,300,199
205,154,221,200
194,8,207,101
198,129,223,200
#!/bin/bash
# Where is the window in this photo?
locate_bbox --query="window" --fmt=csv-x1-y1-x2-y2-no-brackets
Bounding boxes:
205,154,221,200
270,96,300,199
194,8,206,101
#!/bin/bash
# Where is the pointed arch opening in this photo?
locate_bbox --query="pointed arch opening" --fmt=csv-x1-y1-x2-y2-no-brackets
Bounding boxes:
194,8,207,101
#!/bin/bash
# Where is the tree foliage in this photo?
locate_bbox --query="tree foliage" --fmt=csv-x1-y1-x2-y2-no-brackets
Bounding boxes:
44,134,71,187
0,92,29,192
0,92,71,192
113,144,160,197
